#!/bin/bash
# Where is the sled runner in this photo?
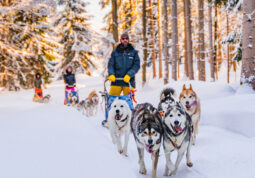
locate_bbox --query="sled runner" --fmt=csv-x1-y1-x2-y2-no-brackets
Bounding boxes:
100,78,136,127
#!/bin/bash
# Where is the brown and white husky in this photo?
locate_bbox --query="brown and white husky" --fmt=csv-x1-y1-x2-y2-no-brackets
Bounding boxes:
179,84,201,145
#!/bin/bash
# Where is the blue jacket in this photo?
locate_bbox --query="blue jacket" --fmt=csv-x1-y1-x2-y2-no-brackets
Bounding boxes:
108,43,140,88
64,71,76,86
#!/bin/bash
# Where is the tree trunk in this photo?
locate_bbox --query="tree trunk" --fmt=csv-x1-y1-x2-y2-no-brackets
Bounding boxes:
198,0,205,81
183,0,188,78
184,0,194,80
241,0,255,90
171,0,178,81
163,0,169,84
226,11,230,83
111,0,118,44
157,0,163,78
208,2,215,81
214,5,218,80
142,0,147,85
149,0,156,78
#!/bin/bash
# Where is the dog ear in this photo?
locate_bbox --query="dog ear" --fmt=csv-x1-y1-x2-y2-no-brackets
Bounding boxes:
160,93,165,101
182,84,186,90
189,84,193,90
153,108,158,115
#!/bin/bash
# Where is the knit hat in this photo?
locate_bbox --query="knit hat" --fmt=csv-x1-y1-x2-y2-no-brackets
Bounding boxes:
121,33,129,39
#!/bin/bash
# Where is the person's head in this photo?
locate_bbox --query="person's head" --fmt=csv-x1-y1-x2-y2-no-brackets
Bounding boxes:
35,73,41,79
120,33,129,47
66,66,73,73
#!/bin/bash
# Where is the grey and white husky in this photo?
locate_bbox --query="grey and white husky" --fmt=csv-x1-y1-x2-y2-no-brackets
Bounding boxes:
158,88,178,114
131,103,164,178
77,98,92,116
162,104,193,176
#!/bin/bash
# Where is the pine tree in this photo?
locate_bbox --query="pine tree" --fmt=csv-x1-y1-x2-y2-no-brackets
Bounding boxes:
162,0,169,84
0,3,57,90
148,0,156,78
198,0,206,81
157,0,163,79
241,0,255,90
111,0,119,44
54,0,96,75
142,0,147,85
184,0,194,80
171,0,178,81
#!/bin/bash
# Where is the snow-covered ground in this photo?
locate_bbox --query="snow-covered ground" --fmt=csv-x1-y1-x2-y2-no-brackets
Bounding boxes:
1,68,255,178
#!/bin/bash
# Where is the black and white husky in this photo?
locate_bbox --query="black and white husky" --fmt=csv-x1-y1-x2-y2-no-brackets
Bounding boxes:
67,90,79,106
158,88,178,114
108,98,132,156
162,104,193,176
131,103,164,178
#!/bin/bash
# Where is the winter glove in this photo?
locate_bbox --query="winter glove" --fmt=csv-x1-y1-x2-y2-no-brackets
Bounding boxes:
108,75,116,82
123,75,131,83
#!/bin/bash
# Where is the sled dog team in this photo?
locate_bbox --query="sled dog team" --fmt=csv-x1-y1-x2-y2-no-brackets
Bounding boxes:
107,84,201,178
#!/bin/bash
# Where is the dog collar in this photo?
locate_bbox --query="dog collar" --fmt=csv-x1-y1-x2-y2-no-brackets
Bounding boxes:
115,115,129,131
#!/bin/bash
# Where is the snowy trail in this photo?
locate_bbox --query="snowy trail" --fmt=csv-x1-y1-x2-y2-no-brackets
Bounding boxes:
1,75,255,178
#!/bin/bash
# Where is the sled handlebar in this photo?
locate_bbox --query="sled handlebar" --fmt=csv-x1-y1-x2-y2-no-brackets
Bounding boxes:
104,78,131,92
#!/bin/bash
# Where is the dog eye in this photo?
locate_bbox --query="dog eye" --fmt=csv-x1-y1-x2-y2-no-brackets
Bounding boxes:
144,131,147,135
183,96,186,98
178,114,181,116
114,105,116,108
189,96,192,98
152,130,156,134
170,114,173,117
120,105,123,107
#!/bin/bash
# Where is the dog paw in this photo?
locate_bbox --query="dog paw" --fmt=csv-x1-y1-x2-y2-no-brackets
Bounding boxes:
139,168,147,175
163,172,169,176
122,151,128,157
169,169,177,176
187,162,193,167
119,149,123,154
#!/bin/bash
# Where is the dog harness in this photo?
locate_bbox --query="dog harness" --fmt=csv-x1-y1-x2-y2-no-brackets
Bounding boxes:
164,122,188,149
115,115,129,131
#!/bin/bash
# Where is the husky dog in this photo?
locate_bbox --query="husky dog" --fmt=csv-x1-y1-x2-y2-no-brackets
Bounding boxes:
41,94,51,104
158,88,178,114
163,104,193,176
67,90,79,106
77,98,92,116
33,94,40,103
108,98,132,156
179,84,201,145
88,90,99,115
131,103,164,178
33,94,51,104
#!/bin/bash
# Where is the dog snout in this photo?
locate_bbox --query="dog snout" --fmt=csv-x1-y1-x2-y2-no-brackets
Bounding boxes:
116,109,120,114
174,120,179,126
148,139,153,145
186,101,189,105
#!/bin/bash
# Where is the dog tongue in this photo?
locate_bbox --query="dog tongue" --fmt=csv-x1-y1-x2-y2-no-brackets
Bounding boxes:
145,145,154,154
186,105,191,110
115,114,123,120
174,126,183,133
